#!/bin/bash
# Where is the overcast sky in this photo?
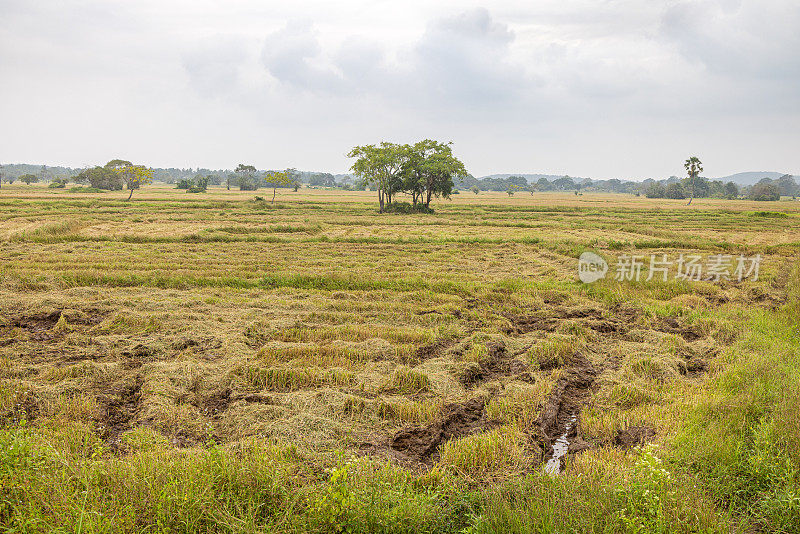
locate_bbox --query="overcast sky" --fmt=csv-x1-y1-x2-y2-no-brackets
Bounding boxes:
1,0,798,179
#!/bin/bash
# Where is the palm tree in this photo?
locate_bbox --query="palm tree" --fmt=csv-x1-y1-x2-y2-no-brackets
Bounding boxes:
684,156,703,205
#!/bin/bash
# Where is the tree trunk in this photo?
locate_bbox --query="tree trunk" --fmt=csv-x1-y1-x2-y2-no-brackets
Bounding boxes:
272,187,277,204
378,189,384,213
127,188,133,201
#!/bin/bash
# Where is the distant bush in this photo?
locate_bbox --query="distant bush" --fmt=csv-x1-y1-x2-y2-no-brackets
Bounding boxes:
47,181,66,188
748,211,788,218
178,177,207,193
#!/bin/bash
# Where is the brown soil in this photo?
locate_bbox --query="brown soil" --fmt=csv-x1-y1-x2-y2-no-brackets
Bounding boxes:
681,356,709,376
171,336,223,353
460,341,532,387
504,306,631,336
535,351,597,465
11,310,62,341
98,375,143,447
120,343,159,369
389,397,496,463
414,339,455,362
503,313,558,334
0,390,39,425
658,317,702,341
198,388,232,418
613,424,656,449
679,343,719,376
242,393,274,404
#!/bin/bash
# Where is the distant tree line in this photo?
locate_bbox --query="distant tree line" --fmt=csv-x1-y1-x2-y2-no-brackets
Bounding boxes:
348,140,466,213
747,175,797,201
643,177,740,200
456,175,529,192
643,174,797,201
2,159,796,203
455,174,644,194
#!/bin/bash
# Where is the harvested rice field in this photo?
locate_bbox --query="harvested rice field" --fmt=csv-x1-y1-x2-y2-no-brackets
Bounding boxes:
1,185,799,532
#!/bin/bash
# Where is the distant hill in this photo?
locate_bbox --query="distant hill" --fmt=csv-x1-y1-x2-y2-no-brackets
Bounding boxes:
478,173,586,183
714,172,787,186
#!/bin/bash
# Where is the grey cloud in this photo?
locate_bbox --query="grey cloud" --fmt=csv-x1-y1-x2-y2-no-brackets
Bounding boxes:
260,20,347,94
257,9,528,110
182,37,248,97
5,0,798,178
333,37,386,88
661,0,800,83
409,8,526,105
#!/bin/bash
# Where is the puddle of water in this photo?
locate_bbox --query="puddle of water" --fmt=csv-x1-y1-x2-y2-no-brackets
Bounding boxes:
544,414,577,476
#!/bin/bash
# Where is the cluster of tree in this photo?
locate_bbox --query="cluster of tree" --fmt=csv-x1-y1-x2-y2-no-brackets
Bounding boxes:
643,178,740,200
348,140,466,212
74,160,153,199
643,157,726,201
642,174,797,201
305,172,336,187
454,174,643,195
748,181,781,201
176,176,210,193
152,167,221,185
747,175,798,200
455,174,528,192
0,164,77,184
228,164,299,202
48,178,69,189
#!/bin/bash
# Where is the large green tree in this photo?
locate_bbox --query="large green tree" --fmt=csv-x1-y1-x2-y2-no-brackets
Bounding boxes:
235,164,258,191
76,166,122,190
105,160,152,200
750,181,780,201
724,181,739,199
347,142,407,213
416,142,465,208
348,140,466,212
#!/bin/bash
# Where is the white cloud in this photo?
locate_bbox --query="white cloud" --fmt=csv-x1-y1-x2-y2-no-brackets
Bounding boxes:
183,37,249,98
661,0,800,83
1,0,798,178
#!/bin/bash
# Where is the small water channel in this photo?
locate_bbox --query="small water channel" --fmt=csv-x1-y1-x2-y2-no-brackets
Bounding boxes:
544,414,577,476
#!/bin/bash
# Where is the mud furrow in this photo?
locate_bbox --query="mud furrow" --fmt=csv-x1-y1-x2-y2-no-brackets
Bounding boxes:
535,351,597,473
